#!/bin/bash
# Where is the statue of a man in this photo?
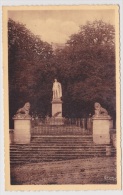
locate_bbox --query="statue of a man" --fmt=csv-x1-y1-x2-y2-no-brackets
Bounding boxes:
52,79,62,99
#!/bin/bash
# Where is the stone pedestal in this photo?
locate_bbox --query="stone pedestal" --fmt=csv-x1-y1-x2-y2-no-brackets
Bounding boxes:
51,98,63,125
52,99,62,116
92,116,111,144
13,118,31,144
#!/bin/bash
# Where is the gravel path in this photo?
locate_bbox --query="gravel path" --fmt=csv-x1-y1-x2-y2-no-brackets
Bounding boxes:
10,156,116,185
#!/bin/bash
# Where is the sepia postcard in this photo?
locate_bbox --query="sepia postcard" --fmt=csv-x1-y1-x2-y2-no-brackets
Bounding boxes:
3,5,121,191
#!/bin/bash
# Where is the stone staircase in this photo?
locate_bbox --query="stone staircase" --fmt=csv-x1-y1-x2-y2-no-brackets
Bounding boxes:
10,131,116,164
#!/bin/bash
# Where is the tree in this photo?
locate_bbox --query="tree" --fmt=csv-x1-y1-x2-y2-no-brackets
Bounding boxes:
8,19,54,128
8,19,116,128
54,20,115,118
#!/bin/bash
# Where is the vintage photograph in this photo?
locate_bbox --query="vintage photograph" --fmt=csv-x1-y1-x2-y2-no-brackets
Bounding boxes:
3,5,121,190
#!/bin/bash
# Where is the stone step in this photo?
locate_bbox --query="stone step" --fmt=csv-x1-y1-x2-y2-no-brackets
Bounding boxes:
10,148,116,154
31,138,93,141
30,141,93,144
10,144,115,149
10,154,115,165
31,141,93,146
10,147,116,155
10,144,116,149
10,145,110,149
10,143,96,147
31,135,92,139
10,142,97,146
32,135,93,139
30,138,93,141
10,148,108,153
10,154,106,160
30,136,93,142
10,153,107,159
10,153,116,159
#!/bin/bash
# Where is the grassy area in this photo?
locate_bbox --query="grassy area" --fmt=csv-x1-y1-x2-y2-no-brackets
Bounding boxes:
10,156,116,185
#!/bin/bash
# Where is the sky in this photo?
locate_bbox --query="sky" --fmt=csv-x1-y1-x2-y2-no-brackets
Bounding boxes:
8,9,115,44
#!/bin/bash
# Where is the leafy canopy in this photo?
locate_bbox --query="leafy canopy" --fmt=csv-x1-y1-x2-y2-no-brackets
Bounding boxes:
8,19,116,127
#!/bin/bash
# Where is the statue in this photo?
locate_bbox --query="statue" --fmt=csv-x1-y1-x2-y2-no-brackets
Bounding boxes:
52,79,62,99
13,102,31,119
16,102,30,115
94,102,108,117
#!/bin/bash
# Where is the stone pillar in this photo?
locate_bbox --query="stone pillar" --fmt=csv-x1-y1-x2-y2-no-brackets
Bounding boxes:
92,116,111,144
13,118,31,144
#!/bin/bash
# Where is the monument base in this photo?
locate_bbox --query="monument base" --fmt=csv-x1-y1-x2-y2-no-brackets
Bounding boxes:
13,119,31,144
51,98,63,125
92,116,111,144
52,98,62,117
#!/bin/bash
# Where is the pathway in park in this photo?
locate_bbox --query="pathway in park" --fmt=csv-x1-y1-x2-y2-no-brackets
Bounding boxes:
10,156,116,185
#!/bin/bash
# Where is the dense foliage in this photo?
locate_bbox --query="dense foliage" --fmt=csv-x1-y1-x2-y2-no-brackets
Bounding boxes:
8,19,116,128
